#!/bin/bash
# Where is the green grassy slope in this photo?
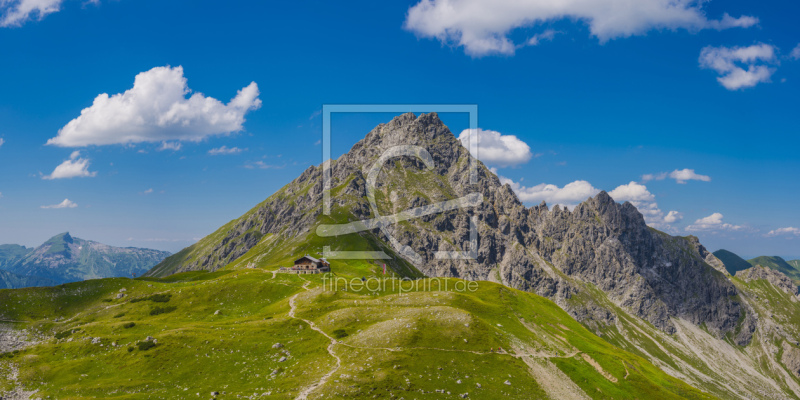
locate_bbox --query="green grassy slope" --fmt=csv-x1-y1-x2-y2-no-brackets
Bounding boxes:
789,260,800,270
748,256,800,284
0,263,715,399
713,249,753,275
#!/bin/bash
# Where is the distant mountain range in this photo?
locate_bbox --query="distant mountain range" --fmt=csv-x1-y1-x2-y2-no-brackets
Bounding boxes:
0,232,171,289
713,249,800,284
0,244,32,270
0,269,54,289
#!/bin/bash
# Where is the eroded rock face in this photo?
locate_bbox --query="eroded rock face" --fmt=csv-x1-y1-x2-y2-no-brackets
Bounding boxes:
150,112,753,344
781,341,800,378
736,265,799,296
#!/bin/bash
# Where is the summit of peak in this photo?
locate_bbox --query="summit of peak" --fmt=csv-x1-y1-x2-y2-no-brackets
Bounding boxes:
383,112,446,130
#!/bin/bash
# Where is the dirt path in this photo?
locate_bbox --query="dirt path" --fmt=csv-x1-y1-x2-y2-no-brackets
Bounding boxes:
290,281,342,400
581,353,617,383
521,356,590,400
285,280,605,399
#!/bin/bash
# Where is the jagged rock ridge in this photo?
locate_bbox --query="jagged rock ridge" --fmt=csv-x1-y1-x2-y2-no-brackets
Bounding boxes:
149,112,753,345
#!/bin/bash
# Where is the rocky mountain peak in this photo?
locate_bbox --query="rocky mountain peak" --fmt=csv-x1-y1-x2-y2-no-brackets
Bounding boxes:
368,112,453,148
150,113,754,346
48,232,73,244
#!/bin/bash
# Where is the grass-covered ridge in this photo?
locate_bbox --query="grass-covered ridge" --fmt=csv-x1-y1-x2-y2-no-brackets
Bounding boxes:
0,266,715,399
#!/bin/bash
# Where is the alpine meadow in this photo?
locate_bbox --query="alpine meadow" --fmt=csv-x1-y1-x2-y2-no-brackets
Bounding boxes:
1,0,800,399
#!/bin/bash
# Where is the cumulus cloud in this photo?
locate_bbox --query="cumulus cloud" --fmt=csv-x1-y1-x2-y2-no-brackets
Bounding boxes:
497,174,600,209
42,151,97,180
404,0,757,57
0,138,4,148
608,181,655,203
608,181,673,225
1,0,62,27
458,128,533,167
791,44,800,60
766,227,800,237
642,168,710,184
41,198,77,209
46,66,261,147
699,43,777,90
686,213,743,232
208,146,244,155
669,168,711,183
664,210,683,223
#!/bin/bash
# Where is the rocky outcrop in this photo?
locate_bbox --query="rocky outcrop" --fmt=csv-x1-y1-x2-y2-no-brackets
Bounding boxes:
781,341,800,379
148,112,753,344
0,324,39,354
736,265,799,296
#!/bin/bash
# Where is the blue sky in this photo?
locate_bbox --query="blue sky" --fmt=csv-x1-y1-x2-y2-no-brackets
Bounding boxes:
0,0,798,259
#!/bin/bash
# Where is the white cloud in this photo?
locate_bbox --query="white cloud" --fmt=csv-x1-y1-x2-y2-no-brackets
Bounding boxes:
686,212,743,232
669,168,711,184
41,198,77,209
1,0,62,27
157,141,182,152
208,146,244,155
42,150,97,180
498,174,600,208
46,66,261,147
791,44,800,60
641,172,668,182
0,138,4,148
766,227,800,237
699,43,777,90
608,181,665,223
642,168,710,184
141,188,154,195
664,210,683,223
458,128,532,167
608,181,655,203
404,0,757,57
